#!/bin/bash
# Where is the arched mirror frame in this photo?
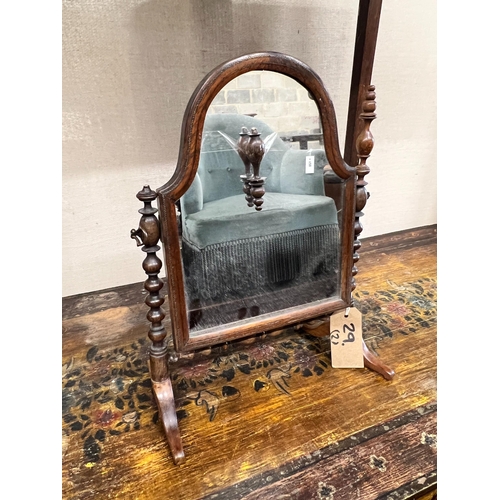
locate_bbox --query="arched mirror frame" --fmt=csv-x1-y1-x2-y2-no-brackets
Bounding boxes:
156,52,357,353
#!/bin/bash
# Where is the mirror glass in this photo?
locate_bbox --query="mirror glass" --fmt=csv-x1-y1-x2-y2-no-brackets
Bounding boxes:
178,71,345,335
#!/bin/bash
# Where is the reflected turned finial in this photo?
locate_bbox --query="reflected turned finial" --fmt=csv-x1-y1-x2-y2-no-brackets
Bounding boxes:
246,127,265,178
220,124,278,211
237,127,251,177
244,127,266,211
237,127,254,207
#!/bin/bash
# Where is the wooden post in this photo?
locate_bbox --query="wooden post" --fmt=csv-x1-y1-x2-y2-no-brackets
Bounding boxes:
131,185,169,381
344,0,383,168
131,185,185,464
350,92,395,382
352,85,376,294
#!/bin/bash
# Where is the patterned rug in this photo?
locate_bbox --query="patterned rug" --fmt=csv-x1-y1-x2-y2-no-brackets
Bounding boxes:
62,277,436,466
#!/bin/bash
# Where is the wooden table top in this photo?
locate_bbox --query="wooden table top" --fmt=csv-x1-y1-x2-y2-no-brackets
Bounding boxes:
62,225,437,500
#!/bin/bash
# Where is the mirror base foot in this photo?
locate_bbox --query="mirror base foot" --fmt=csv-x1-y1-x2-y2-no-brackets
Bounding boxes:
152,378,186,465
362,340,395,381
295,316,396,381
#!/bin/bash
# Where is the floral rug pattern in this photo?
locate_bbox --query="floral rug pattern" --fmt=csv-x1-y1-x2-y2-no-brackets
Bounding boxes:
62,277,436,465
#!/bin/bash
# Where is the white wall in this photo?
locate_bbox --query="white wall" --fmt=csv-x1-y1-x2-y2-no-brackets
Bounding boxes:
62,0,436,297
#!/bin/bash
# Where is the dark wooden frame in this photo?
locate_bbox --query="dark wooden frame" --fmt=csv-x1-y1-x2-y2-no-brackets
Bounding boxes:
131,0,394,465
344,0,383,167
158,52,356,353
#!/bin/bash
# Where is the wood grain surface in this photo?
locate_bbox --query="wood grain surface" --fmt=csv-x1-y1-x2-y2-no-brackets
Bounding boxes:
62,226,437,500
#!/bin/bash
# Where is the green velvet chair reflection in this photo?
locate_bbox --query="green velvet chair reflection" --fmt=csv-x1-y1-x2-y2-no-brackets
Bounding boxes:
179,113,342,332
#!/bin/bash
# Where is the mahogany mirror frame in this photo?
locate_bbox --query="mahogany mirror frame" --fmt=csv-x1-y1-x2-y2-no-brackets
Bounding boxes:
157,51,357,353
131,7,395,462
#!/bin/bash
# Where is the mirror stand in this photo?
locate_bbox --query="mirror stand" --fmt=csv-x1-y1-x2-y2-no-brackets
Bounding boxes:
132,71,393,463
131,1,394,462
130,185,186,464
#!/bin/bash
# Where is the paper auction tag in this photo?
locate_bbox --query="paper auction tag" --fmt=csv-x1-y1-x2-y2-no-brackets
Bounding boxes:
330,307,364,368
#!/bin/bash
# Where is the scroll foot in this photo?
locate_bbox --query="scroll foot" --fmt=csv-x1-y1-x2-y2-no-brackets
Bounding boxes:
152,378,186,465
362,340,395,381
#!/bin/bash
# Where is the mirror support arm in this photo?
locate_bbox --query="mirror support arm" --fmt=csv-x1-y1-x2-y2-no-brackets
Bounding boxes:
352,85,376,294
344,0,383,167
352,87,395,381
131,185,186,464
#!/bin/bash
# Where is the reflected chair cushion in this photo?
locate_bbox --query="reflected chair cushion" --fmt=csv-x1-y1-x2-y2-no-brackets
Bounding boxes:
183,192,338,248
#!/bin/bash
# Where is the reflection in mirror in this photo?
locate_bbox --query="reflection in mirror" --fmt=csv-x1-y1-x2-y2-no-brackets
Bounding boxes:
179,71,345,335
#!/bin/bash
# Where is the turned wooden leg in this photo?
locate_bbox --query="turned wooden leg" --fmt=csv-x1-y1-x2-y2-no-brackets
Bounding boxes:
131,185,185,465
352,86,395,380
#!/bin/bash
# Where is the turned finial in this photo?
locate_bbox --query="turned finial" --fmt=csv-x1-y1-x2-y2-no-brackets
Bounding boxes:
352,85,377,296
136,185,157,202
130,185,160,249
246,127,265,174
237,127,252,178
355,84,376,172
236,126,267,211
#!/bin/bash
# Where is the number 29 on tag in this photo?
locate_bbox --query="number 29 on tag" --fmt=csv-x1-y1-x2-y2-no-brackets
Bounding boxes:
330,307,364,368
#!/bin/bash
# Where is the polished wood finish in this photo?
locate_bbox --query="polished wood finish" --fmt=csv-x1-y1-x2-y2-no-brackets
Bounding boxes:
363,340,395,381
63,226,437,499
303,84,395,380
130,185,168,382
237,127,252,177
323,164,344,216
237,127,254,207
344,0,383,167
352,84,376,294
130,185,185,464
240,126,266,210
352,85,395,381
156,51,357,355
152,379,185,465
133,49,394,462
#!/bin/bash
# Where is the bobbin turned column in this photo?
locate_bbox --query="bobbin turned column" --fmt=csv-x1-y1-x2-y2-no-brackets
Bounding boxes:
352,85,376,294
353,86,395,381
131,185,185,464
